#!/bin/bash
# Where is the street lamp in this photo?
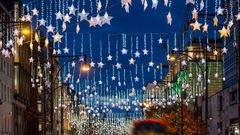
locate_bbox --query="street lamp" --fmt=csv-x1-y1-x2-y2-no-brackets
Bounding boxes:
81,56,91,72
168,55,176,62
51,54,90,135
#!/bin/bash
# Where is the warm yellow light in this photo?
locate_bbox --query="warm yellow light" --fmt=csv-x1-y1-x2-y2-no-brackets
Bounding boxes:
81,63,90,72
21,28,31,36
169,55,176,61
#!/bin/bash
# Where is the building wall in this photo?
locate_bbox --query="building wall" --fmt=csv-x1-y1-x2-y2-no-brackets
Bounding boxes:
0,1,14,135
207,83,238,135
0,56,14,135
207,11,239,135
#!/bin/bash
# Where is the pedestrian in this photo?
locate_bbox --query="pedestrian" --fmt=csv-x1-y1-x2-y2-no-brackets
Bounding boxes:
131,119,169,135
217,128,223,135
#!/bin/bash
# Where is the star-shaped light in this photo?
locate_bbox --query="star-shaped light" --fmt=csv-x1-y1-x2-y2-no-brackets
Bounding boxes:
55,11,63,20
95,14,102,26
68,4,77,15
13,29,19,36
181,60,187,66
115,63,122,69
143,49,149,55
216,6,224,15
88,17,97,27
207,45,211,52
63,47,69,54
38,18,46,26
98,80,103,85
148,61,154,67
78,9,89,21
167,12,172,25
20,16,25,22
201,58,206,64
25,14,32,22
218,26,229,38
152,0,158,9
29,57,34,63
158,38,163,44
98,62,104,68
192,8,198,19
111,76,116,80
71,62,76,67
107,55,113,61
228,20,234,28
213,16,218,26
129,58,135,65
102,12,113,25
134,76,139,82
121,48,128,55
202,22,209,32
52,32,63,43
32,8,39,16
134,51,141,58
235,12,240,21
186,0,195,5
190,20,202,31
222,47,228,54
213,50,218,55
153,80,157,85
90,61,95,67
63,14,71,23
46,24,55,33
46,62,51,69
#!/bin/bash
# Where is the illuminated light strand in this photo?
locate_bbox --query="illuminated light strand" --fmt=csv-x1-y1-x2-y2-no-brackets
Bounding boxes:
108,34,111,54
116,40,118,61
123,69,126,86
89,34,93,61
130,36,133,57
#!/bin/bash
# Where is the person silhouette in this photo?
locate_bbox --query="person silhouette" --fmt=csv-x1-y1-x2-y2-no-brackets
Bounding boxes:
131,119,168,135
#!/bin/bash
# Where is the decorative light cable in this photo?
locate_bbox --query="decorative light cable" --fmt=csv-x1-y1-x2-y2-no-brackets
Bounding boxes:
150,34,154,61
108,34,111,55
105,0,109,10
230,0,233,21
224,0,229,23
123,69,126,86
118,70,121,86
41,0,44,18
238,0,240,12
90,0,93,13
116,39,119,62
106,69,109,91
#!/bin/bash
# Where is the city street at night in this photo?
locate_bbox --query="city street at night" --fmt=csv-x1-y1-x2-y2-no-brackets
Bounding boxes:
0,0,240,135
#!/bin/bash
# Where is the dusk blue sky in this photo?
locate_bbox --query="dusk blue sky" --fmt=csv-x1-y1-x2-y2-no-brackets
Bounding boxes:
20,0,221,113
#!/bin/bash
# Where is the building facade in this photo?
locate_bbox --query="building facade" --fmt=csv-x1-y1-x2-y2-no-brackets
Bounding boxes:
207,24,239,135
0,1,16,134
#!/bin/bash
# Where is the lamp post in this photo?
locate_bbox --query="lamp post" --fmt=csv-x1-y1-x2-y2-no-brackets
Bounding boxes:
168,50,207,135
51,54,90,135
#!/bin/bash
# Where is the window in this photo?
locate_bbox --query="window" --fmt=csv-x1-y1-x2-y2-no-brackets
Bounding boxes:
218,95,223,111
7,63,9,76
230,90,237,105
14,65,19,94
0,57,2,72
4,85,6,102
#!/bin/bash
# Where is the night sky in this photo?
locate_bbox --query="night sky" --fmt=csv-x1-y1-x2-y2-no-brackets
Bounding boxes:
20,0,221,113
